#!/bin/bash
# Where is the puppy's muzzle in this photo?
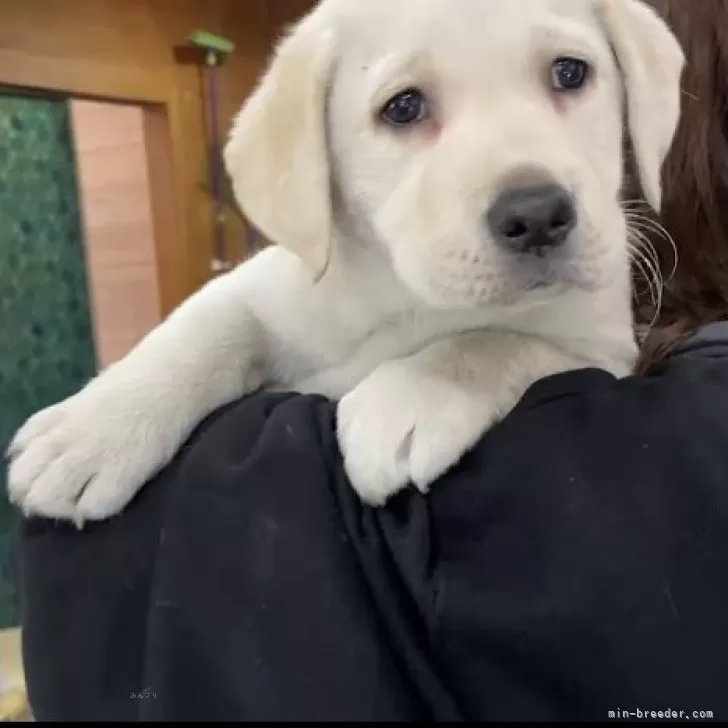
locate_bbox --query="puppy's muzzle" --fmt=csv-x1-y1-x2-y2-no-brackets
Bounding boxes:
487,182,576,256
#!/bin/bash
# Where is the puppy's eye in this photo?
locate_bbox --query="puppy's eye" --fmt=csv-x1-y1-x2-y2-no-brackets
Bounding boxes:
550,57,590,91
380,88,428,126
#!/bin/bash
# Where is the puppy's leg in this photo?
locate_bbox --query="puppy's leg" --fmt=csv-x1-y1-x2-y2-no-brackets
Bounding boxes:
7,265,270,526
337,331,588,505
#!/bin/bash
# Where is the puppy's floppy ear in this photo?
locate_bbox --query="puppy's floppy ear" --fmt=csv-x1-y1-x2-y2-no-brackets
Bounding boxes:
597,0,685,212
224,10,335,278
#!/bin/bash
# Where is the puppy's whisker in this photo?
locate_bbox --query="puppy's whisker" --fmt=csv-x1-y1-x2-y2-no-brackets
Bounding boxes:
627,237,654,295
628,241,659,306
627,227,661,294
624,212,679,285
627,226,661,277
629,252,653,301
626,223,657,260
627,228,664,333
644,219,679,284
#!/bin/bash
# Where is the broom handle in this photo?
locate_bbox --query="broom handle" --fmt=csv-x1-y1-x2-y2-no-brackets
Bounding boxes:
206,55,230,272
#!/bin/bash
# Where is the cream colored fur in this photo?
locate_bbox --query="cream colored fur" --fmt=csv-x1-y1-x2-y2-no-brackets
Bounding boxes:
7,0,684,523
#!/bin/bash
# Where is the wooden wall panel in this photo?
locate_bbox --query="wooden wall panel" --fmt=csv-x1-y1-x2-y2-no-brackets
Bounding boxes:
70,99,162,368
0,0,315,315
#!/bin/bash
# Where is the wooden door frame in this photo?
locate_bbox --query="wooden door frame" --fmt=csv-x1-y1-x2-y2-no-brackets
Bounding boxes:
0,48,190,318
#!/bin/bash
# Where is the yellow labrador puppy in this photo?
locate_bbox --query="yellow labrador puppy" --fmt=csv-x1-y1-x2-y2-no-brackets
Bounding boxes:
8,0,684,523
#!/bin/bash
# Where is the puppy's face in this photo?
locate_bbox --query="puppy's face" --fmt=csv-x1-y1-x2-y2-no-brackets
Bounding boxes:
328,0,633,307
225,0,684,309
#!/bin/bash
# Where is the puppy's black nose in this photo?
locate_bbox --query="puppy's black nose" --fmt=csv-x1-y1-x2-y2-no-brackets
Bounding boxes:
487,183,576,254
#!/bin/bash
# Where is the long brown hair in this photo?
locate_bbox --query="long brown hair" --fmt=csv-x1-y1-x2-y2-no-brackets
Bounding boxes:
635,0,728,371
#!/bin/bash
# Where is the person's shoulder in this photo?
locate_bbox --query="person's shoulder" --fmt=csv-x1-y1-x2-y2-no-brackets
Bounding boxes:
515,320,728,420
425,320,728,534
670,320,728,360
155,319,728,527
427,325,728,721
177,320,728,492
177,389,339,479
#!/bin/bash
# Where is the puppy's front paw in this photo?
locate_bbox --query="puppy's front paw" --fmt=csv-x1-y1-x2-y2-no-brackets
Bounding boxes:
336,361,496,506
7,380,176,526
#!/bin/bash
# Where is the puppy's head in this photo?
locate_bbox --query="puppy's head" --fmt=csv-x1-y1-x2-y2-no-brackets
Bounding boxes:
225,0,684,309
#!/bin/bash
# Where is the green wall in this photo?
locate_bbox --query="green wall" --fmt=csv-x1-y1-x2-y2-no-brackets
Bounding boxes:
0,93,97,628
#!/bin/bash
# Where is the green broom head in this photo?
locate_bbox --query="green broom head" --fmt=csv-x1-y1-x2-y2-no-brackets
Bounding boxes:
188,30,235,55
